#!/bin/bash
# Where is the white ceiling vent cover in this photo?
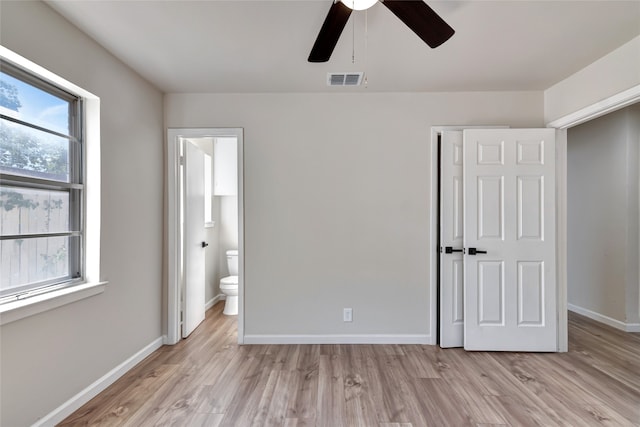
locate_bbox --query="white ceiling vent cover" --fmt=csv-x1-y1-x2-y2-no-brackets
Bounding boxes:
327,72,364,86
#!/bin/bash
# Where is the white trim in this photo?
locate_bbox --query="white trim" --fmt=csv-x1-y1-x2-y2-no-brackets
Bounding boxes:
162,334,174,346
0,282,106,326
0,46,103,326
244,334,431,345
547,89,640,352
166,128,244,346
166,129,181,345
205,293,226,311
0,46,98,100
547,85,640,129
33,337,164,427
555,130,569,352
428,129,439,346
568,304,640,333
237,130,245,344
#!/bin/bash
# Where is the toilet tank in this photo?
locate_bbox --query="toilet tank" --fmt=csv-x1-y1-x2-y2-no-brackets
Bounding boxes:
226,250,239,276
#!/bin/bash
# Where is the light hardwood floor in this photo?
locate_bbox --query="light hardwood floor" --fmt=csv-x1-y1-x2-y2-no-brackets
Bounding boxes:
60,302,640,426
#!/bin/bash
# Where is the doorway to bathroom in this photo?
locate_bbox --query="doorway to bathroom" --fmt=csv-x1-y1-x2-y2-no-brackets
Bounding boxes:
166,128,244,345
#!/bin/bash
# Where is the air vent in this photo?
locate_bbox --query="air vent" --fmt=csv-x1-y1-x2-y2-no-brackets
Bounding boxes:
327,72,364,86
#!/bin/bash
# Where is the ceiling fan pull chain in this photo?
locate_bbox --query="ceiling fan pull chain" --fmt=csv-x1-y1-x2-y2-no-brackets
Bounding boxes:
352,6,356,63
364,9,369,87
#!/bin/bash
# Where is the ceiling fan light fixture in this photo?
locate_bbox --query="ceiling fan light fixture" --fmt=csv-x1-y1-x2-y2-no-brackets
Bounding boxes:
309,0,455,63
339,0,377,11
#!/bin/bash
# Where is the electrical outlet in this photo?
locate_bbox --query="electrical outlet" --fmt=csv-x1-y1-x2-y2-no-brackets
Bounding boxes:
343,308,353,322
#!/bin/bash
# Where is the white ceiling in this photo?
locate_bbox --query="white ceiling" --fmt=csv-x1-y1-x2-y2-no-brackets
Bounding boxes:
47,0,640,93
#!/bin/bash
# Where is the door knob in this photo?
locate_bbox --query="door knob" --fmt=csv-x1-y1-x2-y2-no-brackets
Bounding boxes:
202,242,209,248
443,246,463,254
467,247,487,255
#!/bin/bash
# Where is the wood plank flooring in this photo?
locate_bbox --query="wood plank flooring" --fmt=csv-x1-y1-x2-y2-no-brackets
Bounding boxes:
60,303,640,426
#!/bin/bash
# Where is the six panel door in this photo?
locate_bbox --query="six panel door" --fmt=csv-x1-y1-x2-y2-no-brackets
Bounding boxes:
463,129,557,351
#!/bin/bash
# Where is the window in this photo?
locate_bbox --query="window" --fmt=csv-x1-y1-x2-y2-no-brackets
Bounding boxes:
0,47,101,324
0,61,84,303
204,153,213,227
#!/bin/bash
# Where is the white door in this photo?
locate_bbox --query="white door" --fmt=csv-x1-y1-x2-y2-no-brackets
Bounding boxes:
463,129,556,351
183,141,207,338
439,131,465,348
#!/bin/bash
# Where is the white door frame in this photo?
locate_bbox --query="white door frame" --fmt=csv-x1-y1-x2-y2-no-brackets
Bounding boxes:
428,84,640,352
166,127,245,345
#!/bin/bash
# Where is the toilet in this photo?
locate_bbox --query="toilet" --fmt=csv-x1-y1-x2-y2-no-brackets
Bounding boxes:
220,250,238,315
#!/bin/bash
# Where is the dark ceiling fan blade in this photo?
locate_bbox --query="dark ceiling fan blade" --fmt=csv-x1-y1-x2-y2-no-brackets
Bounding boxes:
308,1,352,63
382,0,454,48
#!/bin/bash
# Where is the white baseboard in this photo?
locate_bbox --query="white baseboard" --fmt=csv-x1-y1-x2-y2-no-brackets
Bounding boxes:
33,336,164,427
568,304,640,332
205,293,226,311
243,334,433,345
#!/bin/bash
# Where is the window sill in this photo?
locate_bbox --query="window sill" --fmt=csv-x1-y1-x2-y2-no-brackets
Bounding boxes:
0,281,107,326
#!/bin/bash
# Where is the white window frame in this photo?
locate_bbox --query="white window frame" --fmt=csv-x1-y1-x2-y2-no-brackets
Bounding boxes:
0,46,104,325
204,152,214,228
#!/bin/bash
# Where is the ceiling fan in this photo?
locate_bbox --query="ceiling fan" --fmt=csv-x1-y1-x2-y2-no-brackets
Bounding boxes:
308,0,455,63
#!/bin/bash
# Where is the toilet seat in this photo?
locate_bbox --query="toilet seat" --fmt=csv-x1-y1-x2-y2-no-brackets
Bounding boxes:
220,275,238,287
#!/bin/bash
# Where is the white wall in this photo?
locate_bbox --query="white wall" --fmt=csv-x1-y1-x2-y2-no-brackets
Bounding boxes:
567,105,640,326
165,92,543,340
0,2,164,426
208,197,222,301
544,35,640,124
219,196,239,276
